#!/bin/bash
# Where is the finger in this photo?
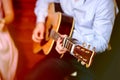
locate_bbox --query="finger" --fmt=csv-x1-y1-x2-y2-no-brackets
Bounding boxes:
32,29,43,41
56,38,65,50
39,30,44,39
57,37,63,45
61,34,67,38
55,46,65,54
32,34,42,43
55,45,67,54
56,41,63,50
32,35,39,42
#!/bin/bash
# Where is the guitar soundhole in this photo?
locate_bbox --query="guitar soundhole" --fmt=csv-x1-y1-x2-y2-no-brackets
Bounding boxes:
40,25,53,46
40,38,48,46
48,25,53,38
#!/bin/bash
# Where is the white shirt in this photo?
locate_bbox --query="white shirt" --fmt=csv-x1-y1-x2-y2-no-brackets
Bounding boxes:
34,0,118,53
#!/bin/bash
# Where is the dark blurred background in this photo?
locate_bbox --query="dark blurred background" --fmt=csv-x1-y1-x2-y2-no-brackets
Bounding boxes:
99,0,120,80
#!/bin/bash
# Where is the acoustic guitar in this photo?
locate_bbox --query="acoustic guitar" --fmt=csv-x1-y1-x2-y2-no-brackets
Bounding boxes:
33,3,96,68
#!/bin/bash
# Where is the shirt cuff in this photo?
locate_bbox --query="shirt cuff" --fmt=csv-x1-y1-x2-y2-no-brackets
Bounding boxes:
36,15,46,23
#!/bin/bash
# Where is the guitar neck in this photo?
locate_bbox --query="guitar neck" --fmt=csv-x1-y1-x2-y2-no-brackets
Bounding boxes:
50,30,74,52
50,30,61,41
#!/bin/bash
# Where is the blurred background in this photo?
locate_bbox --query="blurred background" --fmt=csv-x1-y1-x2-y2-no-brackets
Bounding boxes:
9,0,46,79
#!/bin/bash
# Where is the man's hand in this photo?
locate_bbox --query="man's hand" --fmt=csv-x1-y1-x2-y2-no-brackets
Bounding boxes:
55,35,67,55
32,22,45,43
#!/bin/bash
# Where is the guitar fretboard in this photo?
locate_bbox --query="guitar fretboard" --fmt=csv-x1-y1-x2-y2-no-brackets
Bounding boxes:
50,30,74,52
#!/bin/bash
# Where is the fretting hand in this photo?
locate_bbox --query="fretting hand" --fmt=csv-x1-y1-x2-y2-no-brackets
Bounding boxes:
55,35,67,56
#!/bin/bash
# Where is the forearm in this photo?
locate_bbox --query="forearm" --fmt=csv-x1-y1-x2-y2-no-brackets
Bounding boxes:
34,0,60,23
34,0,50,23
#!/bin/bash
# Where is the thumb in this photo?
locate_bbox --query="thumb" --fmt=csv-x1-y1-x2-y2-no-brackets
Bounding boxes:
39,30,44,39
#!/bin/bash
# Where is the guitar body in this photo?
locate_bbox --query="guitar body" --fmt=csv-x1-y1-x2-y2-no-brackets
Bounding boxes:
33,3,74,55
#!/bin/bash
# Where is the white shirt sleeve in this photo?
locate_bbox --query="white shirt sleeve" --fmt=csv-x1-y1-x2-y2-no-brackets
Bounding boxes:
91,0,116,53
71,0,118,53
34,0,60,23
